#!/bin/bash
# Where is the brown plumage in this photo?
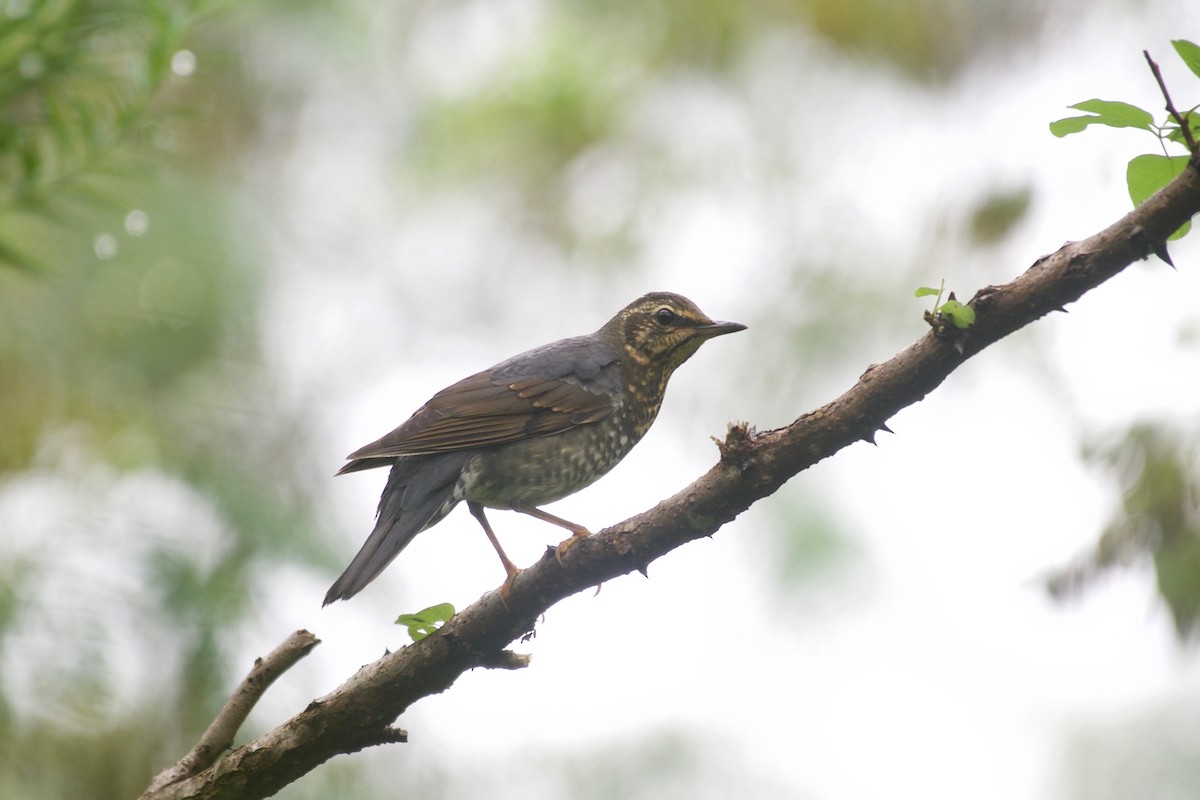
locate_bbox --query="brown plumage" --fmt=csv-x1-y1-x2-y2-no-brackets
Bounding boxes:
324,292,745,605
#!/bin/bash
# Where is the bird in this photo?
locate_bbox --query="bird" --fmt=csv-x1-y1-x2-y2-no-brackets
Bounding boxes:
324,291,746,605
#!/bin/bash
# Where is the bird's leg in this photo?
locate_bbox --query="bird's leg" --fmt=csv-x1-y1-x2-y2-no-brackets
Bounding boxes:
514,506,593,565
468,502,521,597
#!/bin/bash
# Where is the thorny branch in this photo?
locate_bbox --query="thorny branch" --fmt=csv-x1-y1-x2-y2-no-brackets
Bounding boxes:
141,157,1200,800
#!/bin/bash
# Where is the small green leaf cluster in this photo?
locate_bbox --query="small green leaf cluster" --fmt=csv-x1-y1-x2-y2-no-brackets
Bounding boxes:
1050,40,1200,241
915,281,975,330
396,603,456,642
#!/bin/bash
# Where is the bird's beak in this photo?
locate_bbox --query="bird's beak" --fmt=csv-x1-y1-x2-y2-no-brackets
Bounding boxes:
694,320,747,339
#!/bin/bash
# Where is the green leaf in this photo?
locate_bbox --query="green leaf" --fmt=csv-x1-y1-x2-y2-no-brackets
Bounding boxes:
1127,154,1190,204
1051,100,1154,137
1069,99,1155,129
914,286,941,298
1173,39,1200,80
1127,154,1192,240
1049,116,1098,137
938,300,975,329
396,602,456,642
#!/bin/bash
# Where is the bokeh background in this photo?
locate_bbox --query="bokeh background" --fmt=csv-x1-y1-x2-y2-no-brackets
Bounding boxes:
2,1,1199,798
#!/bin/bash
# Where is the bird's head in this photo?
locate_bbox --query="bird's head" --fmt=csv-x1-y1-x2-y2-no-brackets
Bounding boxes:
600,292,746,376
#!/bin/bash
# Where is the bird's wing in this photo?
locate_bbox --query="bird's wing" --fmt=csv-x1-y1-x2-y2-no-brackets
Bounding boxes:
340,337,622,467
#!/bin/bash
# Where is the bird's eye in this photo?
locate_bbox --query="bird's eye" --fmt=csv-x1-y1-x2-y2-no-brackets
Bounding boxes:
654,307,676,326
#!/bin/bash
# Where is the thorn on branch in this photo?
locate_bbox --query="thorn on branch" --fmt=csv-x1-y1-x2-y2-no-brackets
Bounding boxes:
1129,223,1177,269
863,421,895,445
1153,240,1176,268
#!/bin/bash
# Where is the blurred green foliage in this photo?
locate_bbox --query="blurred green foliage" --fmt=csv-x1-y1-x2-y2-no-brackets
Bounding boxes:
407,0,1061,248
563,0,1049,79
792,0,1046,79
1047,424,1200,640
968,185,1032,246
412,27,621,188
0,3,332,798
0,0,203,272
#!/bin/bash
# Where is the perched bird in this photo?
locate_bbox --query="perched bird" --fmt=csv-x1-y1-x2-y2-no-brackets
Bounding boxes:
324,292,745,605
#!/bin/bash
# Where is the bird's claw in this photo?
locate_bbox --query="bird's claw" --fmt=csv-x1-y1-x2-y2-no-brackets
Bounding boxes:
498,567,521,610
555,530,591,567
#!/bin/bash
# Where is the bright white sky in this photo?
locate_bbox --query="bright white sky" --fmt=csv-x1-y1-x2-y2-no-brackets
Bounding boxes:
238,2,1200,798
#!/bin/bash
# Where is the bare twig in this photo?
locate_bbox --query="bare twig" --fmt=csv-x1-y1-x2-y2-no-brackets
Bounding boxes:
1145,49,1199,156
141,630,321,798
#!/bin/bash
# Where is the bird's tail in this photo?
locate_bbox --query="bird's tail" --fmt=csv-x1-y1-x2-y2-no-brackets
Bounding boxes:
323,452,468,605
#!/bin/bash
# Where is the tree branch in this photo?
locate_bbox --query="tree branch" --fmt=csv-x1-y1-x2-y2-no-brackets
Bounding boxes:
141,630,320,798
141,161,1200,800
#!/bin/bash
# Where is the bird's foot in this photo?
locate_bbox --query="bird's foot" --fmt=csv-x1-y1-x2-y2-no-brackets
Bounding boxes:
498,564,522,609
555,529,592,567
